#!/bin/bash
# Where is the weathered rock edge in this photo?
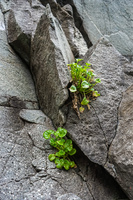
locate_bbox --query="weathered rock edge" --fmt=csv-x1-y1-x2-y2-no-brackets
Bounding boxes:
31,4,74,127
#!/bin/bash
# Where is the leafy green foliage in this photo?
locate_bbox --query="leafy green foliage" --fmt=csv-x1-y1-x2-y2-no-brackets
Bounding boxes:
43,127,77,170
68,59,101,115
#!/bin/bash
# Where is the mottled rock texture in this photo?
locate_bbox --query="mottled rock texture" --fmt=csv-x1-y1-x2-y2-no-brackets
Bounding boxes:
0,0,131,199
72,0,133,58
106,85,133,199
0,6,91,200
31,5,74,127
64,37,132,199
64,37,133,166
40,0,88,57
0,9,38,109
7,0,45,64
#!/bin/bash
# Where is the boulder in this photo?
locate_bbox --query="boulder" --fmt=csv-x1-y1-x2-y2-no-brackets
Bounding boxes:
31,5,74,127
6,0,45,64
40,0,88,57
72,0,133,58
64,37,133,166
105,85,133,199
0,9,38,109
0,2,130,200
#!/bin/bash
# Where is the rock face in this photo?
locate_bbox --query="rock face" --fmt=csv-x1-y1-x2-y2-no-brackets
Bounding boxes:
0,9,38,109
64,37,133,198
6,0,45,64
72,0,133,58
31,5,74,127
65,37,133,165
0,6,92,200
40,0,88,57
0,0,131,199
106,85,133,199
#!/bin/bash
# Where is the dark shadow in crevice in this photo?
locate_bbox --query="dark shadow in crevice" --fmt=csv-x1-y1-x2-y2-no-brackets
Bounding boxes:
72,143,129,200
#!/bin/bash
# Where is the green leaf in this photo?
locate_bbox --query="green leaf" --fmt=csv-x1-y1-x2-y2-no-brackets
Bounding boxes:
76,58,83,63
70,161,76,168
69,148,76,156
60,159,65,166
93,90,100,97
55,158,60,165
64,159,70,170
81,97,89,105
54,130,60,136
95,78,101,83
67,145,73,152
86,62,91,66
55,152,60,157
64,159,70,165
43,130,55,139
55,159,64,168
58,150,65,156
64,139,72,148
64,163,69,170
57,127,67,138
79,106,84,113
56,163,62,169
50,138,56,147
48,154,56,161
81,81,91,89
57,139,65,146
90,88,94,91
69,85,77,93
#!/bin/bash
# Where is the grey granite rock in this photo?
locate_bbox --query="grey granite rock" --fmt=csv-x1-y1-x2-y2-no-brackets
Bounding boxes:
105,85,133,199
57,193,82,200
40,0,88,57
6,0,45,64
0,105,127,200
72,0,133,58
0,9,38,109
64,37,133,166
0,2,130,200
19,109,50,124
31,4,74,127
0,106,93,200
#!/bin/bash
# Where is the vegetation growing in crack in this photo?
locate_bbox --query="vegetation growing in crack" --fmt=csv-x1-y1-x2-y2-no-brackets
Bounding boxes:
68,59,101,117
43,127,77,170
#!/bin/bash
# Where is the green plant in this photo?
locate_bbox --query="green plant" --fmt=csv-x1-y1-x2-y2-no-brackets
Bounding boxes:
68,59,101,116
43,127,77,170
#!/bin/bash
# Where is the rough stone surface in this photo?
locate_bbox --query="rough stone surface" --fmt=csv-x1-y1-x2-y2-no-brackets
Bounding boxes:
40,0,88,57
0,1,131,200
105,85,133,199
72,0,133,58
0,9,38,109
19,109,50,124
31,5,74,127
57,193,82,200
6,0,45,64
0,108,91,200
64,37,133,166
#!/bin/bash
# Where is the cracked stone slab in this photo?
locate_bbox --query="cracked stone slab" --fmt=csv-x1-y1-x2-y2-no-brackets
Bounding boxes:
19,109,51,124
31,4,74,127
0,104,128,199
5,0,45,64
0,9,38,109
72,0,133,57
0,106,93,200
64,37,133,166
105,85,133,199
40,0,88,57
